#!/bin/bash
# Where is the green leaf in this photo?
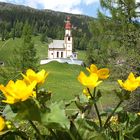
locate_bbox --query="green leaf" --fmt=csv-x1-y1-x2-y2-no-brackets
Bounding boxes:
0,130,10,136
90,133,108,140
69,121,83,140
41,101,70,130
75,118,101,139
3,105,17,120
77,94,89,103
75,101,85,111
37,89,52,103
128,113,137,122
96,90,102,99
115,107,123,113
85,120,100,131
126,124,140,139
16,99,41,121
118,111,128,123
0,131,28,140
100,111,107,117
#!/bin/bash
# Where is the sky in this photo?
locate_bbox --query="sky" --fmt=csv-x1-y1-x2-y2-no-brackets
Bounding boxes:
0,0,102,17
0,0,139,18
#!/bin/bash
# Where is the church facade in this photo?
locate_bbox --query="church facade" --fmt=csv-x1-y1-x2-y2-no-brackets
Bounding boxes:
48,17,77,59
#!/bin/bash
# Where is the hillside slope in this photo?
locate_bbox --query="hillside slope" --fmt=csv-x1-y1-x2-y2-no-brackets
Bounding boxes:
0,2,95,50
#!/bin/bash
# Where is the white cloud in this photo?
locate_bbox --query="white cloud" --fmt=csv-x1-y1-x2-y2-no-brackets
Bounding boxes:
82,0,99,5
28,0,83,14
5,0,83,14
0,0,100,14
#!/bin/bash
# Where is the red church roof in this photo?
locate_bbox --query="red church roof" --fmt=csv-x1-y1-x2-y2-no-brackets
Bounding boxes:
65,16,72,30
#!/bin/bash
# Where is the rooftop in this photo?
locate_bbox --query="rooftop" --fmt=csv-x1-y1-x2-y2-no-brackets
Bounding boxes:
49,40,65,49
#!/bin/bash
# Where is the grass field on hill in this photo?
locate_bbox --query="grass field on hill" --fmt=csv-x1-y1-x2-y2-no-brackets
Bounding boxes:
0,36,119,108
0,36,86,63
0,36,48,63
41,61,119,108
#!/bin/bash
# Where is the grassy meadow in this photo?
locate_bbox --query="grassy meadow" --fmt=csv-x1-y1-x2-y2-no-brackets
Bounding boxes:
41,62,119,108
0,36,119,108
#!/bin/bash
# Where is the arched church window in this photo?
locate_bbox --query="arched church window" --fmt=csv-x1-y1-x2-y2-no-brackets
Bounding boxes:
57,52,59,58
68,36,70,41
61,52,63,58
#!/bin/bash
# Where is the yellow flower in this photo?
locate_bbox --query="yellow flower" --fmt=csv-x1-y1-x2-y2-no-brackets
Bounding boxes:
22,69,48,85
0,80,37,104
0,116,5,131
78,71,102,89
83,88,91,99
135,76,140,86
137,112,140,116
86,64,109,79
118,72,139,92
110,116,118,124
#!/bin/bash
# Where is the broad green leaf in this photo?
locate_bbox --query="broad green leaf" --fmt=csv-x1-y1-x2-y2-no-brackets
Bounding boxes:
126,124,140,139
41,101,70,130
128,113,137,122
0,130,10,136
3,105,17,120
115,107,123,113
16,99,41,121
86,120,100,131
90,133,108,140
75,118,101,140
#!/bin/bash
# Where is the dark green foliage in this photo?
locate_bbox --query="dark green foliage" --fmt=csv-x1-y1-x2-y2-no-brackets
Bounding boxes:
40,32,48,43
20,22,38,71
86,0,140,78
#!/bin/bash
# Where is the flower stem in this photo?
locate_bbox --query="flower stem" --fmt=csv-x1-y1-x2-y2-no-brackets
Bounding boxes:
29,120,43,140
94,102,102,128
87,88,102,128
104,100,123,128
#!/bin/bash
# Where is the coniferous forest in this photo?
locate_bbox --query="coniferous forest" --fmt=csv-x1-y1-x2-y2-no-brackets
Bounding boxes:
0,2,92,50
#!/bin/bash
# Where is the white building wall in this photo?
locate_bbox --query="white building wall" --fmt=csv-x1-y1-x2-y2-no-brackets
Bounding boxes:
48,49,67,59
65,30,71,36
64,35,72,57
48,50,54,59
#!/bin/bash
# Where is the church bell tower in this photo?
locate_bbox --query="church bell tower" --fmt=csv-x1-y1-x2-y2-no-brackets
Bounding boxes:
64,16,73,58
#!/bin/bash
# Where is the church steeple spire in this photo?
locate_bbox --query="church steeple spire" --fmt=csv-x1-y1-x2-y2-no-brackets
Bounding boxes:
65,16,72,36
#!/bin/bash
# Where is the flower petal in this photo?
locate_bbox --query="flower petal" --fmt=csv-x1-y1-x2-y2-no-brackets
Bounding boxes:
97,68,109,79
0,116,5,131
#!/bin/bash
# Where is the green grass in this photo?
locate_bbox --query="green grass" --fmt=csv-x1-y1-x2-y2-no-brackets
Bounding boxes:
0,38,22,63
40,61,85,101
40,61,119,108
32,36,48,59
98,81,119,108
0,36,49,63
0,36,86,62
0,36,119,108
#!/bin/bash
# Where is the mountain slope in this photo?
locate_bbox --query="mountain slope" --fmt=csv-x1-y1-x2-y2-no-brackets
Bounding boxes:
0,2,95,50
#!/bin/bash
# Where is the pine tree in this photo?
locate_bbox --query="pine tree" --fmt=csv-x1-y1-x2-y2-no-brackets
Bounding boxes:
87,0,140,70
97,0,140,112
21,21,38,72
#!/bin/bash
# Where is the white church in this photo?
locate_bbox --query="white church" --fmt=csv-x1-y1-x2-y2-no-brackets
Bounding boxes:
48,16,77,59
40,16,83,65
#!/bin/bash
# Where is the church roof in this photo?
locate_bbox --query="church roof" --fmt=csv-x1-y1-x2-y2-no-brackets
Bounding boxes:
49,40,65,49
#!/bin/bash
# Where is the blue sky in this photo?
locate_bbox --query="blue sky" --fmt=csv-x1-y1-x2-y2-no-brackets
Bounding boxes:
0,0,102,17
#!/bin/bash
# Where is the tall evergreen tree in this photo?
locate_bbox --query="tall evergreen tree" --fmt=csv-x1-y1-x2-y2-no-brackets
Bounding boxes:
86,0,140,74
21,21,38,72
